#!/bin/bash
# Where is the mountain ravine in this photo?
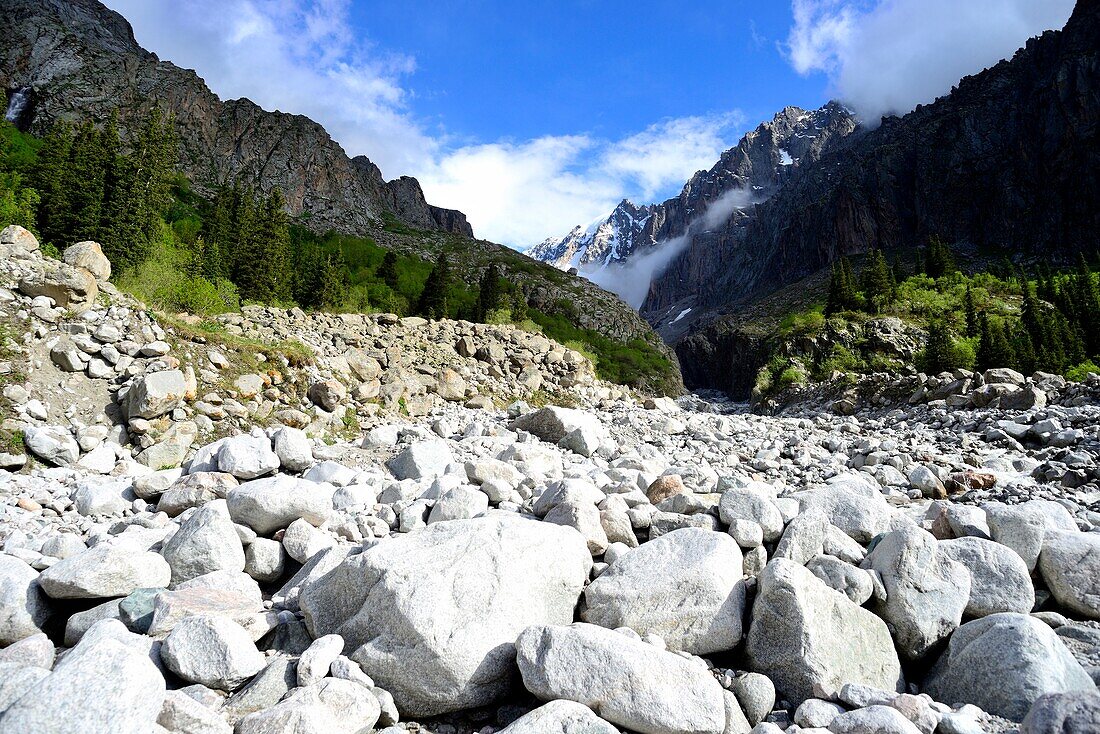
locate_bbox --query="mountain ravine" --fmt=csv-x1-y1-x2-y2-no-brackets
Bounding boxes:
642,0,1100,396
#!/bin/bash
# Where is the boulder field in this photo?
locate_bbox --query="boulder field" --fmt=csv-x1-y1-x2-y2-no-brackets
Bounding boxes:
1,224,1099,733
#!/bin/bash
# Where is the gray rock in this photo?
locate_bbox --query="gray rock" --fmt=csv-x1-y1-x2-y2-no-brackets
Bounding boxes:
217,433,280,480
924,613,1094,722
221,655,297,722
862,526,970,660
157,689,232,734
582,527,745,654
0,555,49,645
498,699,618,734
795,699,845,728
236,678,380,734
719,489,784,542
516,622,728,734
806,555,874,605
828,705,922,734
161,502,246,584
0,637,165,734
0,632,54,669
1038,531,1100,620
227,476,331,535
272,426,313,473
72,479,129,516
732,672,775,727
745,559,903,706
793,478,894,543
0,662,49,713
18,259,98,310
281,518,335,563
987,505,1048,571
941,536,1035,617
297,633,344,687
544,499,609,555
511,406,602,444
23,426,79,467
38,543,171,599
160,614,266,691
386,439,454,480
299,513,591,717
126,370,187,420
50,340,84,372
63,241,111,281
774,510,829,565
307,380,347,412
244,538,286,583
427,486,489,524
1021,691,1100,734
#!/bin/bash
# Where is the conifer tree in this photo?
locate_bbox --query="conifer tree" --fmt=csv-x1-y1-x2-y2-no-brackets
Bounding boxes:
892,255,907,286
416,253,451,319
963,285,978,338
318,251,349,309
923,236,956,279
476,263,505,321
825,257,859,315
921,320,956,374
511,287,529,322
236,189,291,303
377,250,399,290
977,313,1016,371
860,249,894,313
1011,323,1038,375
32,121,73,247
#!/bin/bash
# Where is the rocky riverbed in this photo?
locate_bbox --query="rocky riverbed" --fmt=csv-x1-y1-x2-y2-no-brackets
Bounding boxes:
1,224,1099,733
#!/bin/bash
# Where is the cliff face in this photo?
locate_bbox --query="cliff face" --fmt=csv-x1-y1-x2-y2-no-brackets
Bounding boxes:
643,0,1100,393
0,0,472,238
529,103,857,307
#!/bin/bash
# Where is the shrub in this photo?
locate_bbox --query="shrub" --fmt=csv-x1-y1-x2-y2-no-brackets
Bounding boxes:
1066,359,1100,382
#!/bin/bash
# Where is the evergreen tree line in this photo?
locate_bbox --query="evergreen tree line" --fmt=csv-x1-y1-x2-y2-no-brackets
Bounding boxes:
821,237,1099,376
31,111,177,270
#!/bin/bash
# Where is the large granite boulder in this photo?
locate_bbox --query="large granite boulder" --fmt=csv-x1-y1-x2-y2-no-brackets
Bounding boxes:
582,527,745,654
298,513,591,717
515,622,728,734
924,613,1094,722
746,559,903,706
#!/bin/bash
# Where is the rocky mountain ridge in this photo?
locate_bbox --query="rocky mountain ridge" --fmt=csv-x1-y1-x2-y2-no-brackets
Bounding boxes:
529,103,857,288
0,0,471,239
645,0,1100,390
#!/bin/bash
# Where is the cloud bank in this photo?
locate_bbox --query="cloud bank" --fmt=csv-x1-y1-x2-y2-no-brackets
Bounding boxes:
587,187,758,309
784,0,1076,122
103,0,742,248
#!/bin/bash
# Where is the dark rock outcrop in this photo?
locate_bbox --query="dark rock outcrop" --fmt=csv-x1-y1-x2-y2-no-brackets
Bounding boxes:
644,0,1099,392
0,0,471,237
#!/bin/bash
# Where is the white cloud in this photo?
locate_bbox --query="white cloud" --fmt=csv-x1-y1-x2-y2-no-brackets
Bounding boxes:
784,0,1076,122
417,114,742,246
103,0,742,248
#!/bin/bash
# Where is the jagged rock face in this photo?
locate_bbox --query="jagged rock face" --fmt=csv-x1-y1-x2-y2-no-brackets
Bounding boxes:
645,1,1100,388
530,104,856,276
0,0,471,238
528,200,658,271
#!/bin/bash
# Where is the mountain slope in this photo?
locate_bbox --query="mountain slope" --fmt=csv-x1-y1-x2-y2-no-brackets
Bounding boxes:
0,0,682,394
646,0,1100,394
0,0,470,238
529,103,857,295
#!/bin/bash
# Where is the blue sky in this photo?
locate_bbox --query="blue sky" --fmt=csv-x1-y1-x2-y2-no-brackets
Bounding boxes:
104,0,1074,247
350,1,826,145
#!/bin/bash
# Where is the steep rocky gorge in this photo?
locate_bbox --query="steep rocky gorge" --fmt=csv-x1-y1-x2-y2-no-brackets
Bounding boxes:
642,0,1100,394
